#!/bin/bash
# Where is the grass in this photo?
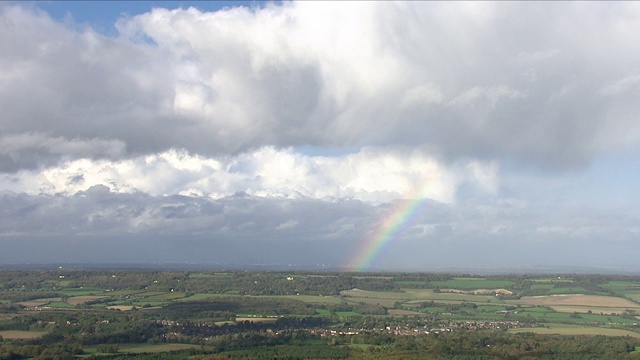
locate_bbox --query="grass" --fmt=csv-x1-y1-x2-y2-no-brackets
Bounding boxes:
60,287,105,296
104,289,147,296
394,280,426,286
348,343,381,350
520,306,552,312
549,305,637,315
177,293,225,301
0,330,48,339
174,293,235,302
46,301,73,308
85,343,209,354
336,311,360,317
530,278,574,283
18,298,62,307
188,272,233,278
405,289,504,304
66,295,107,306
340,289,414,300
626,294,640,302
530,284,555,290
270,294,343,305
143,292,187,301
508,324,640,338
429,279,515,290
388,309,424,316
132,301,165,307
600,281,640,292
315,308,331,316
344,296,400,307
416,307,445,313
508,294,640,308
546,287,588,294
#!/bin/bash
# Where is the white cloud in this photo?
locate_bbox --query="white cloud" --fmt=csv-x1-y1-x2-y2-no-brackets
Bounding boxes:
600,74,640,97
0,147,497,204
2,2,640,172
275,219,299,230
449,85,526,109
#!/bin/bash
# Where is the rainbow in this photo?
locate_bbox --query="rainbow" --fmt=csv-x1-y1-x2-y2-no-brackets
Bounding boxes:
352,195,430,271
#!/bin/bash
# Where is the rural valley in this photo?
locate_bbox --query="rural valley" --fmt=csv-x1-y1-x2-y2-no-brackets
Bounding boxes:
2,269,640,359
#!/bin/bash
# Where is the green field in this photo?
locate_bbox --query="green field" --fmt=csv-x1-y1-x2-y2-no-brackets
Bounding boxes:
429,278,515,290
86,343,210,354
340,289,414,300
46,301,74,308
177,293,224,301
60,287,105,296
315,308,331,316
188,272,234,278
405,289,505,303
4,270,640,359
336,311,360,317
509,324,640,338
0,330,48,339
546,286,588,294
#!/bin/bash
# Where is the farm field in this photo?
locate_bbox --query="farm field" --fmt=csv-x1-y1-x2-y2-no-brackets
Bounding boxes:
84,343,211,354
428,278,515,290
404,289,506,303
65,295,107,306
509,324,640,338
508,294,640,308
3,269,640,359
0,330,47,339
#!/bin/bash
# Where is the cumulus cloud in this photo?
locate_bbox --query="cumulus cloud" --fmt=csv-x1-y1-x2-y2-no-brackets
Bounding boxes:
0,147,497,204
2,2,640,172
3,2,640,269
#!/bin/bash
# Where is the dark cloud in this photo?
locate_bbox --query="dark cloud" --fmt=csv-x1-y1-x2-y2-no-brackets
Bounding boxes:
1,3,639,172
1,188,639,269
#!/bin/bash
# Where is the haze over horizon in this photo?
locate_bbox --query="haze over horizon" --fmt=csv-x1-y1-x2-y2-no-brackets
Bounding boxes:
1,1,640,271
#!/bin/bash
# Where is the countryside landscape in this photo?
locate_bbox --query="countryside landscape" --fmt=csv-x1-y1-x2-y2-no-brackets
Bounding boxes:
3,269,640,359
4,1,640,358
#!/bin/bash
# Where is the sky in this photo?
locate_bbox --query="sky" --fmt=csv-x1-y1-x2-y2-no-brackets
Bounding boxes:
1,1,640,271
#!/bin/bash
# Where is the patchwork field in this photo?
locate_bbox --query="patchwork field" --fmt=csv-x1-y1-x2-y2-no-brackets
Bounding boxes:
388,309,424,316
17,297,62,308
66,295,107,306
404,289,505,304
271,294,344,305
549,305,639,315
4,270,640,359
439,288,513,295
508,294,640,308
509,324,640,338
340,289,413,300
429,278,515,290
345,296,400,307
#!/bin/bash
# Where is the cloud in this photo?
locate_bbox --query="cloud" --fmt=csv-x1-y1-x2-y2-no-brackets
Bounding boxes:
1,2,640,172
0,147,497,204
1,186,639,268
3,2,640,269
0,132,126,171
